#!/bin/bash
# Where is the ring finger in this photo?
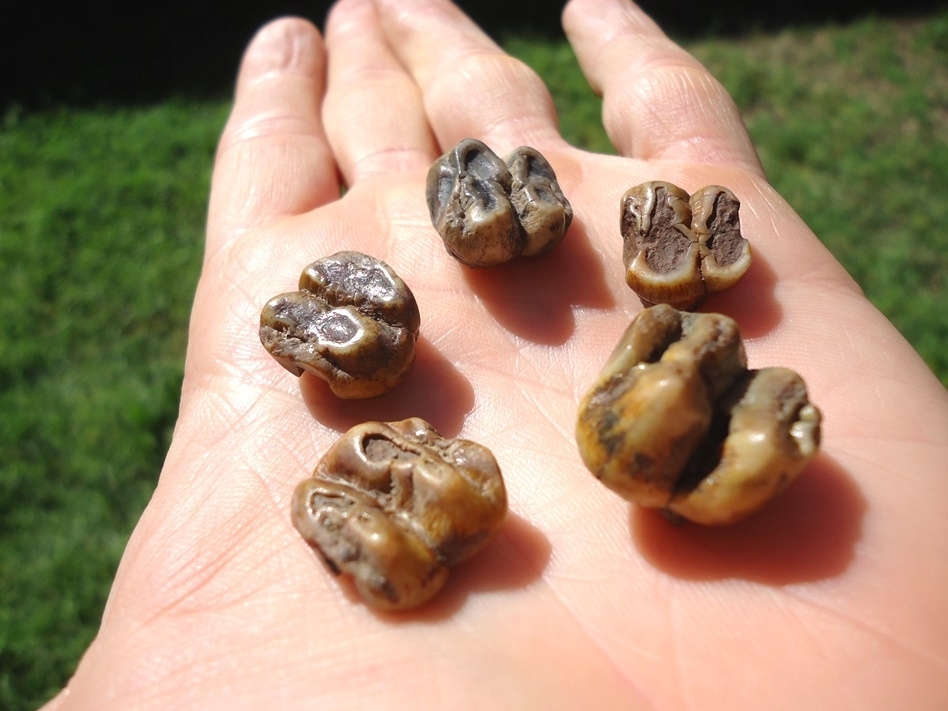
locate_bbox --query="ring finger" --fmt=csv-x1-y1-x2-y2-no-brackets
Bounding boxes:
373,0,565,155
323,0,439,186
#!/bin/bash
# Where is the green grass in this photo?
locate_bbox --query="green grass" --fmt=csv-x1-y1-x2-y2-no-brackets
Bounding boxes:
0,103,227,708
1,11,946,710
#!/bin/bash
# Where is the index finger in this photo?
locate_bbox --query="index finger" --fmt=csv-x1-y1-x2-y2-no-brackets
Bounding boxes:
563,0,764,173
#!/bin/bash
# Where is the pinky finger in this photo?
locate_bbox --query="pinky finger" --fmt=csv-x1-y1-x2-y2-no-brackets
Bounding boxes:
207,18,340,260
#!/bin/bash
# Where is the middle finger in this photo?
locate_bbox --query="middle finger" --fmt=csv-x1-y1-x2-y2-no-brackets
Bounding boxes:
374,0,565,154
323,0,439,185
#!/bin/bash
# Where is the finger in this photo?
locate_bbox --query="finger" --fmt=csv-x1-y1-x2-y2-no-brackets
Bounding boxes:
563,0,763,172
373,0,564,153
323,0,439,185
207,18,339,257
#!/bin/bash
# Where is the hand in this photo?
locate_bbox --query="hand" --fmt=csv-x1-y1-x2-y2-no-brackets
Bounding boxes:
45,0,948,707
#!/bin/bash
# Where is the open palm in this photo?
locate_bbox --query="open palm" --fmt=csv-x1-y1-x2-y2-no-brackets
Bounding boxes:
47,0,948,708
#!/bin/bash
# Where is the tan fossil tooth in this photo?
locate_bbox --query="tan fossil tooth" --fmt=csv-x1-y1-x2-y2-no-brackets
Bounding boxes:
576,304,821,525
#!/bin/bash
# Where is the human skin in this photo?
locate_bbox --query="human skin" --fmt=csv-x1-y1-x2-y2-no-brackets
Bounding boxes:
43,0,948,708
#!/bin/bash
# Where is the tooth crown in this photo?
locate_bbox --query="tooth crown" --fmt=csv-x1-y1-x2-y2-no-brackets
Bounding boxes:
259,251,420,398
426,138,572,267
621,182,752,309
292,418,507,610
576,304,822,525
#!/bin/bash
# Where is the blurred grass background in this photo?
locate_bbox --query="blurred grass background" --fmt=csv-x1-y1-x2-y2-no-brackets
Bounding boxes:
2,7,947,709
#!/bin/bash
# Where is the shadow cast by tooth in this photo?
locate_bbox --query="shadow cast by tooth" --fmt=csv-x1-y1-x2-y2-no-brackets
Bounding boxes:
301,337,476,439
462,218,616,346
630,452,866,585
